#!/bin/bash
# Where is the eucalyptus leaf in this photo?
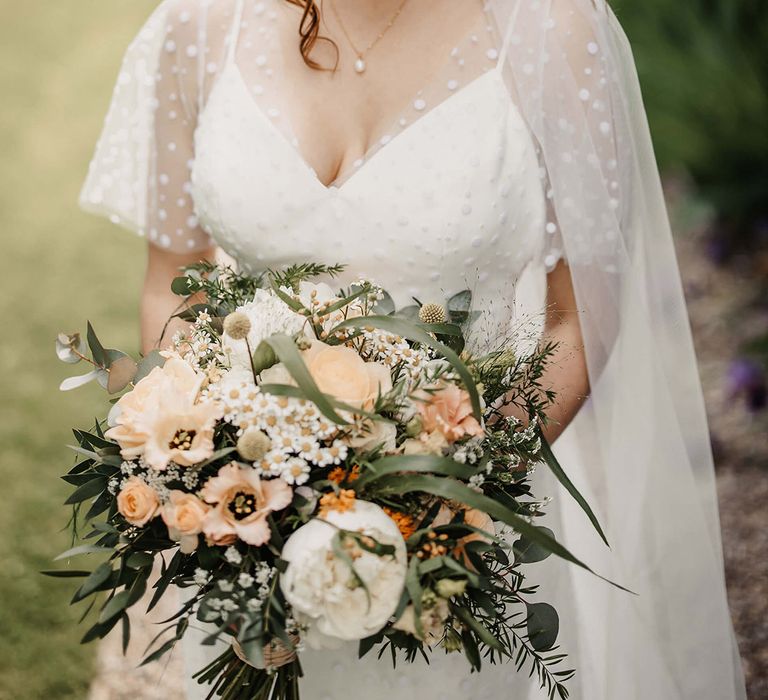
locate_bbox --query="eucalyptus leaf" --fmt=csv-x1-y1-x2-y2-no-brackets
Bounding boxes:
513,526,557,564
56,333,87,364
54,544,114,561
99,590,132,623
87,322,107,367
135,350,166,382
40,569,91,578
171,276,197,296
372,290,395,315
59,370,100,392
107,356,138,394
76,562,113,599
396,305,421,321
64,477,107,505
526,602,559,652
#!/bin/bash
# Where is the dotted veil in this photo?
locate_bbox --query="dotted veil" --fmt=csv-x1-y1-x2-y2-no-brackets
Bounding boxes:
80,1,746,697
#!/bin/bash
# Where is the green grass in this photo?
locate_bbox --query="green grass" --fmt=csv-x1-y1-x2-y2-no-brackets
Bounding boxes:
0,1,156,697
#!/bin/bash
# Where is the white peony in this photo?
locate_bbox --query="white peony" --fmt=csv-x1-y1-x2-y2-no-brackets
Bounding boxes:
221,289,307,371
280,500,407,649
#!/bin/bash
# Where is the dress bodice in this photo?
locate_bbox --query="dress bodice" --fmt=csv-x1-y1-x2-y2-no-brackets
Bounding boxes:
191,55,547,342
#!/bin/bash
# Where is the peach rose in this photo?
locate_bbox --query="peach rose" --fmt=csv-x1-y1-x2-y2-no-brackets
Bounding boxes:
117,477,160,527
303,340,392,410
415,383,483,443
201,463,293,547
162,491,210,553
105,358,222,470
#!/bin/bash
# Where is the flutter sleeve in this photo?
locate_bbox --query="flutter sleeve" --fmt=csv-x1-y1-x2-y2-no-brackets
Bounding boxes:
79,0,231,253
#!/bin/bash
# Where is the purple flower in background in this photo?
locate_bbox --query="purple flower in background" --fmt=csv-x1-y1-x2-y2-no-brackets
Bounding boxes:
727,358,767,412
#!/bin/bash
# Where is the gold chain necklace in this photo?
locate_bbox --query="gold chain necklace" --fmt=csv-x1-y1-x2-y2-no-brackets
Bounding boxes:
328,0,411,74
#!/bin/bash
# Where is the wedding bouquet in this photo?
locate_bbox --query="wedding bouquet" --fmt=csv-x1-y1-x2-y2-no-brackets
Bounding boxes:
49,262,608,700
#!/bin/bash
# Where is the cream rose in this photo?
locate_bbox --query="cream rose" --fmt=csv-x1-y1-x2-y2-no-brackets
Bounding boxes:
162,490,210,553
117,477,160,527
303,340,392,410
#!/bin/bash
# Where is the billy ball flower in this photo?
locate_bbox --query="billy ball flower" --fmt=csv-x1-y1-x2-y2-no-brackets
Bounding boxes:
237,428,272,461
419,303,447,325
223,311,252,341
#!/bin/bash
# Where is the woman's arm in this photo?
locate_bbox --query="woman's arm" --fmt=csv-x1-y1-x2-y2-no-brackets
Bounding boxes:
537,260,590,442
140,244,216,356
496,260,590,443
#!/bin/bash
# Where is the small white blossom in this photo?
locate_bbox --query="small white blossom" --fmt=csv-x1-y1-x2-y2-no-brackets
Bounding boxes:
194,568,211,586
246,598,264,613
218,580,234,593
224,547,243,565
238,573,255,588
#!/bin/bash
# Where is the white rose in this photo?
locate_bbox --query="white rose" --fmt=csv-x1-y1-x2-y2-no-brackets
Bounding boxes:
344,420,398,453
222,289,307,371
280,500,407,649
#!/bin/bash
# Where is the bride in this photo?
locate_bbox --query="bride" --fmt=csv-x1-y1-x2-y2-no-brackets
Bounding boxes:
79,0,746,698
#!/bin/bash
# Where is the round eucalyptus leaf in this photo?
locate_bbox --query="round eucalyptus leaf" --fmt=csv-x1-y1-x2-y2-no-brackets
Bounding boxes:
513,526,557,564
526,601,559,652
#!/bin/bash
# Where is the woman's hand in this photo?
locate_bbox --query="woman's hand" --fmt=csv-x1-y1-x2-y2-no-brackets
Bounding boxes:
140,243,216,355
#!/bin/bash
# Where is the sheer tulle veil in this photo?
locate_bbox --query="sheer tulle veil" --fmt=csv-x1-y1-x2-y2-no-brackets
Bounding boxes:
78,0,746,696
487,1,745,697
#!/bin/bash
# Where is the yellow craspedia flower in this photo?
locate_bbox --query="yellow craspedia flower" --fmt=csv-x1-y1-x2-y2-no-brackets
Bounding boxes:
419,303,447,325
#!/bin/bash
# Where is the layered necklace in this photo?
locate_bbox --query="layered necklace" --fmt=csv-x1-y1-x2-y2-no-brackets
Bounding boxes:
328,0,411,74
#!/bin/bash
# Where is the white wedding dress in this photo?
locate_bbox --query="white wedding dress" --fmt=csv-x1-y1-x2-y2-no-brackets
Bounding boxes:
80,1,747,699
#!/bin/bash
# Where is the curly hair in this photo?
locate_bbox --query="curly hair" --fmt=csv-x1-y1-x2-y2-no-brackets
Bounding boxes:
283,0,338,70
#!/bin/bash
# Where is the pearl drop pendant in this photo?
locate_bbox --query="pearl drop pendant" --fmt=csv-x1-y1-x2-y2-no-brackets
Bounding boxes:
354,57,366,74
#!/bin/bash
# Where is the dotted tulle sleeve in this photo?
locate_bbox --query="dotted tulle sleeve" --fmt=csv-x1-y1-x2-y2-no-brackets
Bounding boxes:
79,0,233,254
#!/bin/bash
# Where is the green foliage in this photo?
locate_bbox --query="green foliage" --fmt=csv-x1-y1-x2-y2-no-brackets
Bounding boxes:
616,0,768,239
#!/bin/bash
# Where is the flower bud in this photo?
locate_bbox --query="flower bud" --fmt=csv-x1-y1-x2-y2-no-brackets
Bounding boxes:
295,335,312,351
435,578,468,599
405,415,423,438
223,311,252,340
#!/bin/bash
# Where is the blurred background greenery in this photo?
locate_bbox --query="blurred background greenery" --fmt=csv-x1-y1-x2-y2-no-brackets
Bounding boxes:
0,1,765,698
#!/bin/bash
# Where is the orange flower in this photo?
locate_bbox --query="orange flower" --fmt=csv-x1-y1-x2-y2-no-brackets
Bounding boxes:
328,465,361,485
319,489,357,516
415,382,483,444
383,507,417,540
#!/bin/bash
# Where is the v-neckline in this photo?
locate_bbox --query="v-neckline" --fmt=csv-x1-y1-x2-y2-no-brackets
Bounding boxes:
214,0,504,192
223,61,505,195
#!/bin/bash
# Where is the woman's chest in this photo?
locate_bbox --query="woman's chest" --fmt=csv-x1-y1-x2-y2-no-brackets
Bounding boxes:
190,65,546,304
